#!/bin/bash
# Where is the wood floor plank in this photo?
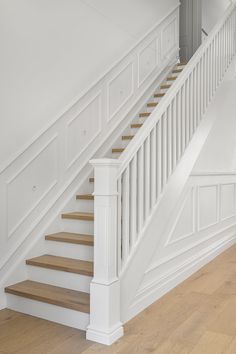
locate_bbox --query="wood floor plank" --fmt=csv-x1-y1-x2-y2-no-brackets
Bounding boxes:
189,331,233,354
5,280,90,313
208,296,236,336
2,245,236,353
26,255,94,276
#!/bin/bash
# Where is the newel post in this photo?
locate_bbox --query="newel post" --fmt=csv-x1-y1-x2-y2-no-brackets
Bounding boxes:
86,159,124,345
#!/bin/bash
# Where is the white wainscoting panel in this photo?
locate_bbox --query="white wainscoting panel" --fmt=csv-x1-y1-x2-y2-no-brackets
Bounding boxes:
162,16,178,59
108,62,134,121
138,38,159,87
125,173,236,322
221,183,236,220
167,187,195,245
198,184,218,231
7,136,58,238
66,93,102,168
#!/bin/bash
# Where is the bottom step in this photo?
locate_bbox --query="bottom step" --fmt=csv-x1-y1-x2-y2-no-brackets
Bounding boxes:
5,280,90,313
5,281,90,330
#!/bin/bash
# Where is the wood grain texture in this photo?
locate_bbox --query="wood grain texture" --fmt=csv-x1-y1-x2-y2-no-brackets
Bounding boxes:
173,68,183,73
139,112,150,117
76,194,94,201
154,92,165,98
147,102,158,107
167,76,177,81
112,148,125,153
122,135,134,140
5,281,90,313
26,255,94,276
2,245,236,353
160,84,171,89
45,232,94,246
61,212,94,221
131,123,143,128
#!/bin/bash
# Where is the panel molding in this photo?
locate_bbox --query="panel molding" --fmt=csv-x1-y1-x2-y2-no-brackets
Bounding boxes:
137,37,159,88
6,135,58,239
107,62,134,122
197,184,219,231
220,183,236,221
66,92,102,169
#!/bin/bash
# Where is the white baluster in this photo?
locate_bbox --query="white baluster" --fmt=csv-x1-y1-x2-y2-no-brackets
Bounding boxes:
137,145,144,234
122,167,130,264
144,136,151,219
167,104,172,177
150,127,157,208
181,84,186,152
172,97,177,168
177,91,182,161
130,155,137,248
157,119,162,198
162,112,167,187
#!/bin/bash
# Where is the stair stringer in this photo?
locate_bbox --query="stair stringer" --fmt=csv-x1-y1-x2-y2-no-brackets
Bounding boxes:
120,108,222,323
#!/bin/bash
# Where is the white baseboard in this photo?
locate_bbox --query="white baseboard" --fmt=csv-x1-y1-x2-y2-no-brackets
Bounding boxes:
86,323,124,346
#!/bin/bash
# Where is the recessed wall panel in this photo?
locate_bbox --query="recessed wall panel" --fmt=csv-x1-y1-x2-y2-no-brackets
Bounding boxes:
108,63,134,120
7,137,58,237
198,185,218,230
67,94,101,167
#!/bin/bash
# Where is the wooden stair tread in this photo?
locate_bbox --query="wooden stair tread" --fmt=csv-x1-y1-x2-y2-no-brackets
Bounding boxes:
177,62,187,66
173,68,183,73
112,148,125,153
167,76,177,81
131,123,143,128
147,102,158,107
5,280,90,313
45,232,94,246
62,212,94,221
160,84,171,89
139,112,150,117
76,194,94,200
122,135,134,140
26,255,94,276
154,93,165,98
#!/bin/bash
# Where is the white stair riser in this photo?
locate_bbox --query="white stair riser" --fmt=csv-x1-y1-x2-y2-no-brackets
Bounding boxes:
75,200,94,213
46,241,94,261
27,266,92,293
7,294,90,330
61,219,94,234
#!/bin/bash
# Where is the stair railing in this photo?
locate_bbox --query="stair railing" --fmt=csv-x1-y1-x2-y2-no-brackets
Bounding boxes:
87,2,236,344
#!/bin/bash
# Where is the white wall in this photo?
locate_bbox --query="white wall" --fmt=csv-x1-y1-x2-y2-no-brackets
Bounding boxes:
202,0,231,33
194,59,236,173
0,0,178,168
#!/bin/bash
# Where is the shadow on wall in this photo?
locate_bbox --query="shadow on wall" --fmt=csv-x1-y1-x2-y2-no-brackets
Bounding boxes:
202,0,232,34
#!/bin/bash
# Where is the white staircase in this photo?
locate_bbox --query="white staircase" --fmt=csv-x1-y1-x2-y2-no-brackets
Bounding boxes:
3,1,236,346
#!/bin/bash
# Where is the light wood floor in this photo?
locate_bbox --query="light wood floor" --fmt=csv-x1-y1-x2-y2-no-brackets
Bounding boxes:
2,245,236,354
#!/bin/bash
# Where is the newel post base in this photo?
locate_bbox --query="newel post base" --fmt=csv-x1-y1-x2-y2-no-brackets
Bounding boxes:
86,159,124,345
